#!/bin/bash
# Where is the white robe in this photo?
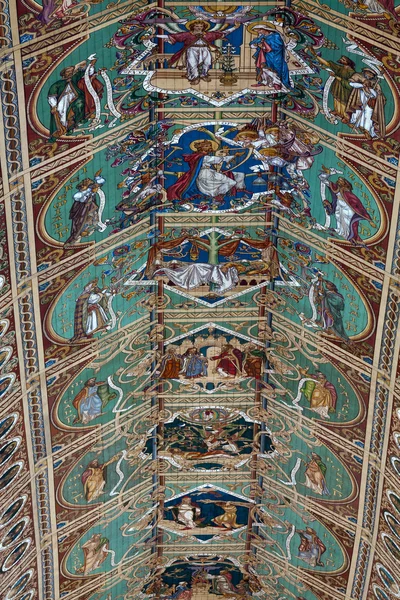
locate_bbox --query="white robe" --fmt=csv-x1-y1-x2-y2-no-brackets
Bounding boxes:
349,82,378,137
197,156,245,198
154,263,239,293
85,292,110,334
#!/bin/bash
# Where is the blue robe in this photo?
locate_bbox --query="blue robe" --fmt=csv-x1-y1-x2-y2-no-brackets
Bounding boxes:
183,354,207,378
250,32,291,89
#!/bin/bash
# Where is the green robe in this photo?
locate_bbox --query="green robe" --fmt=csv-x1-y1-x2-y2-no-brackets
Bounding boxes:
324,289,349,340
327,62,355,104
48,71,86,137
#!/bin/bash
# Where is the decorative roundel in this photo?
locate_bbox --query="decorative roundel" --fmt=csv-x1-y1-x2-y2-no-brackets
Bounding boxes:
384,511,400,540
0,438,21,468
391,456,400,478
376,563,400,597
0,517,29,550
0,374,16,400
394,432,400,450
0,414,18,441
0,462,23,491
0,496,27,530
373,585,391,600
1,539,31,572
5,569,33,598
388,491,400,517
187,407,234,423
382,533,400,562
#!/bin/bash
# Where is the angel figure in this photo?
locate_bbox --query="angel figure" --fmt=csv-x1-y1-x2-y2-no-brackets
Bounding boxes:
76,533,109,576
81,455,119,502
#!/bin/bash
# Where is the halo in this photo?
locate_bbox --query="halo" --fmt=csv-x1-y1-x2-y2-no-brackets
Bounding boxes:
235,129,259,141
189,139,220,152
247,21,276,35
186,19,211,31
207,5,237,13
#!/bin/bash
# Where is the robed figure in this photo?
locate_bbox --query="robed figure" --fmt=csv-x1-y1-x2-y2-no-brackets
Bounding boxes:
81,457,118,502
72,280,112,341
167,139,245,205
250,23,291,89
72,377,117,424
209,570,238,595
180,347,208,378
158,347,182,379
322,175,372,243
304,453,330,496
167,20,238,84
211,345,243,377
300,371,337,419
65,172,105,245
76,533,109,576
47,65,86,138
346,68,386,138
315,279,349,340
297,527,326,567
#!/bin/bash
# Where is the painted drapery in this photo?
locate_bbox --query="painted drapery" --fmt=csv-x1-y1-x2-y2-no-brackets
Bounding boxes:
0,1,399,600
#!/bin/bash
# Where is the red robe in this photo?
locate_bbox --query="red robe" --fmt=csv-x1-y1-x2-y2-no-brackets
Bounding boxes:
167,153,205,201
77,75,104,118
212,349,243,376
168,31,225,67
328,182,371,242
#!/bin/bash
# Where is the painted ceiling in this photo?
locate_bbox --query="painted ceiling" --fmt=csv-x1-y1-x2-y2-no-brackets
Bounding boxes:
0,0,399,599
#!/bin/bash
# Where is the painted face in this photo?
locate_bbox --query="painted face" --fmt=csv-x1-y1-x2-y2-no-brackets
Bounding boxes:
192,23,206,35
63,67,75,79
197,142,213,154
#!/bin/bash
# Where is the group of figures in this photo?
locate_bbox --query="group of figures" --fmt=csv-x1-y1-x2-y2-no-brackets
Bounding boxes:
158,343,267,381
22,0,399,598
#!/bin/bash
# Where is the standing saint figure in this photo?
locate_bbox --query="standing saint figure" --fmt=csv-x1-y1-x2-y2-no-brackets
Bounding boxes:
167,139,246,205
72,377,117,424
76,533,109,576
300,370,338,419
296,527,326,567
346,68,386,138
310,53,356,121
314,278,349,340
72,279,113,341
249,22,291,89
166,19,239,84
211,344,243,377
304,453,330,495
320,173,373,243
76,56,104,122
47,65,86,139
180,347,208,379
64,171,106,246
158,347,182,379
